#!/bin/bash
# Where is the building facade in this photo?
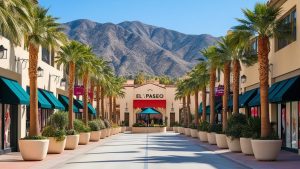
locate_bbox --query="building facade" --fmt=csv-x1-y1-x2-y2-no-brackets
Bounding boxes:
241,0,300,153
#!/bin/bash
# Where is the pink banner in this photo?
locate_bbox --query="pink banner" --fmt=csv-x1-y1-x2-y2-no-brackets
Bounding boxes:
215,85,224,96
74,85,84,96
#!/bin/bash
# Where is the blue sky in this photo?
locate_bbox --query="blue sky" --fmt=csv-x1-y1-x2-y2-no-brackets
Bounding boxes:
39,0,267,37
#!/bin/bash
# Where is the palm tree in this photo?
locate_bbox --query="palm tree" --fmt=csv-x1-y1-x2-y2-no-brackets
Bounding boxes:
201,46,222,124
25,6,66,136
188,62,210,124
215,36,232,130
76,45,96,125
56,41,86,129
233,2,281,137
93,58,113,119
175,80,188,126
0,0,32,44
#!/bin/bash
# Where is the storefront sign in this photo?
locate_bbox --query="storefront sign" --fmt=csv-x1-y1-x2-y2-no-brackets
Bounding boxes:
215,85,224,96
136,94,164,99
74,85,84,96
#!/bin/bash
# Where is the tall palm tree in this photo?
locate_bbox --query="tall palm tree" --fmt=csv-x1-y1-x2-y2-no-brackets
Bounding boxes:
25,6,66,136
0,0,32,44
56,41,85,129
175,80,188,126
201,46,222,124
76,45,96,125
233,2,281,137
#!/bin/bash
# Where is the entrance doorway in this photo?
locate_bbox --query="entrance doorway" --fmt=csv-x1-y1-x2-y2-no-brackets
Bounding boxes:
136,108,163,126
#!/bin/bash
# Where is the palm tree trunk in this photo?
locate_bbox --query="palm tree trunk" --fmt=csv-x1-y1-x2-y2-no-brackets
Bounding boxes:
194,90,199,126
96,84,101,118
28,43,39,136
201,88,206,121
222,61,230,131
100,86,105,119
233,59,240,114
83,71,89,125
210,67,216,124
90,80,95,120
113,97,117,123
68,62,75,129
182,96,187,126
258,35,271,137
187,94,191,126
109,96,113,121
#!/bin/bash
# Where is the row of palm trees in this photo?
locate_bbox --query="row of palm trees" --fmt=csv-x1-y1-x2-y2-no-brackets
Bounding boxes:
0,0,124,137
176,2,284,138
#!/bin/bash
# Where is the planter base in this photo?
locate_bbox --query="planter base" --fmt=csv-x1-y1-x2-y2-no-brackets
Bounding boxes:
132,127,166,133
240,137,253,155
48,137,66,154
79,132,90,145
251,139,282,161
216,134,228,148
19,139,49,161
199,131,208,142
65,135,79,150
226,137,241,152
207,133,217,145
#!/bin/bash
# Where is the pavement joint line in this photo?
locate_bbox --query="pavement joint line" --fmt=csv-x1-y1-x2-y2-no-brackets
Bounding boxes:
34,134,121,169
177,134,253,169
143,133,149,169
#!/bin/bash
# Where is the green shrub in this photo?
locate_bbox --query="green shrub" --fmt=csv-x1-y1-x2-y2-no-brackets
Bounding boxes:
48,111,68,130
88,120,100,131
198,121,209,131
104,119,111,128
133,123,146,127
208,123,222,133
111,123,119,128
74,119,91,133
66,129,78,135
96,119,106,129
42,126,66,141
21,135,47,140
172,121,179,127
241,117,261,138
189,123,197,129
225,113,247,139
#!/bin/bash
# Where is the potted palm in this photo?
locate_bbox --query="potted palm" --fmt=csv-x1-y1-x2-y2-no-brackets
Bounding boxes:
215,124,228,149
42,126,66,154
74,119,91,145
97,119,107,139
65,129,79,150
104,119,112,137
207,123,221,145
225,113,247,152
240,117,260,155
89,120,101,141
19,136,49,161
190,123,198,138
42,111,68,154
198,121,209,142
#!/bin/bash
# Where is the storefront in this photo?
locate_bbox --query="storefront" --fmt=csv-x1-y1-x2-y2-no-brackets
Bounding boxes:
73,99,96,119
268,76,300,152
0,76,29,154
58,95,80,118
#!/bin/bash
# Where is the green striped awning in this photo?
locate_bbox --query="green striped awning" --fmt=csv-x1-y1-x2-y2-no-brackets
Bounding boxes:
0,77,29,105
27,87,52,109
39,89,65,110
88,103,96,115
58,95,79,113
239,89,258,107
269,76,300,103
74,99,95,115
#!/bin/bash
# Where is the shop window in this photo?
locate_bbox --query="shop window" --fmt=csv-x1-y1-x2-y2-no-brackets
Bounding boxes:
26,108,53,133
276,9,297,51
170,113,175,127
286,103,291,148
291,101,298,149
124,112,129,126
42,47,50,65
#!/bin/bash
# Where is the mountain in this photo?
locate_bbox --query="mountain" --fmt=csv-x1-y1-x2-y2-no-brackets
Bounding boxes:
63,19,218,77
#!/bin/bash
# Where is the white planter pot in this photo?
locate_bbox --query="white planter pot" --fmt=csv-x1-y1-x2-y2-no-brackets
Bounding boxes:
216,134,228,149
100,129,107,139
173,127,178,133
207,132,217,145
198,131,208,142
251,139,282,161
178,127,183,134
226,137,241,152
65,135,79,150
79,132,90,145
19,139,49,161
184,128,191,136
121,126,126,133
240,137,253,155
107,128,112,137
90,131,101,141
190,129,198,138
47,137,66,154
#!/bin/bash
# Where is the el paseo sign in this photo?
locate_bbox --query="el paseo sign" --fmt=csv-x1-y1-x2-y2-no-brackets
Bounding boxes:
136,93,164,99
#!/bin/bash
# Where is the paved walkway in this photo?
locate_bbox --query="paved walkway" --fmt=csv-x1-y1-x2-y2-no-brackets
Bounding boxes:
1,132,300,169
54,133,247,169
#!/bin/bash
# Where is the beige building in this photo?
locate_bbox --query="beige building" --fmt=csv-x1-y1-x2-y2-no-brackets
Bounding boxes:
240,0,299,153
0,36,68,154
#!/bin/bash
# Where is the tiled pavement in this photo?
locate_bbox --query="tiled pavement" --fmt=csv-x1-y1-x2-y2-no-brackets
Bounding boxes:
0,132,300,169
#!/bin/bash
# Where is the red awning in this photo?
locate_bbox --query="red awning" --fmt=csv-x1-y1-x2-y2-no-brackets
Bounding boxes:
133,100,166,109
